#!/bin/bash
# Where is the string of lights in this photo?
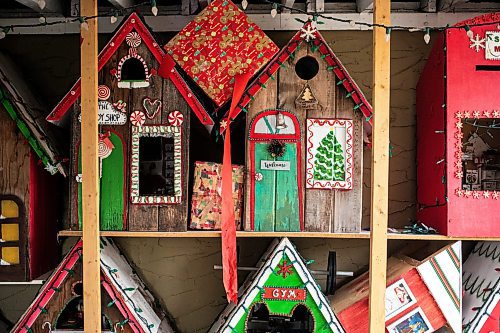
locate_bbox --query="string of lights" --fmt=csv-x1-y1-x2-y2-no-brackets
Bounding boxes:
0,0,499,43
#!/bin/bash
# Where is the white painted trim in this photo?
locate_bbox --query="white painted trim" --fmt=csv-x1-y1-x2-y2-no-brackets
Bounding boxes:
0,12,495,34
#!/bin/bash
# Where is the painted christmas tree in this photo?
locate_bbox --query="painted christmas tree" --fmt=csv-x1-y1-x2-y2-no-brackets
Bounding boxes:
313,130,345,181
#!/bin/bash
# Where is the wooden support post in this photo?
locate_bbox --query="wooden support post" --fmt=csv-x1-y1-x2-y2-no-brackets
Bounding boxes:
368,0,390,332
80,0,101,332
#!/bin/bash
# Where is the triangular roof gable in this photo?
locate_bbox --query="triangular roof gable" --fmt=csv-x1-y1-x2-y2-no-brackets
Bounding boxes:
12,238,170,333
222,21,372,132
46,12,214,126
210,238,345,332
0,52,66,176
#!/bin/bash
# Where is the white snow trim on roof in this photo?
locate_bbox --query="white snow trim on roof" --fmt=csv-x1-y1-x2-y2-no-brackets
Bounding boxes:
100,238,161,333
219,237,345,333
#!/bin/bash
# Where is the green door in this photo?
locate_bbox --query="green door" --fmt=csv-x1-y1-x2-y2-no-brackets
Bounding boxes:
78,132,125,230
251,110,301,232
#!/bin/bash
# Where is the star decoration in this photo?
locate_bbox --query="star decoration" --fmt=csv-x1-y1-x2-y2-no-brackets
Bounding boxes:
484,110,491,118
493,192,499,200
455,171,463,179
469,34,486,52
300,25,317,42
473,110,481,118
456,189,464,197
454,161,462,168
455,111,463,119
220,119,228,131
463,111,471,118
455,150,462,159
455,131,464,139
493,110,500,118
277,260,294,279
464,190,472,198
472,191,480,199
44,163,58,175
455,141,463,150
483,191,490,199
456,121,463,129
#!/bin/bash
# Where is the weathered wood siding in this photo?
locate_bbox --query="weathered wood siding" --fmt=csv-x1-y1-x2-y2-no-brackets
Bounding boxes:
244,42,363,232
69,39,189,231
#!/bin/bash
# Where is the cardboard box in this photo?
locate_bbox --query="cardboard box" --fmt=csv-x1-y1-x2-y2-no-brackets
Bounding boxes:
190,161,245,230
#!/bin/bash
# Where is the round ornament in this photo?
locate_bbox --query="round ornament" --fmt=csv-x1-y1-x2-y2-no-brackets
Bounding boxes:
125,31,142,48
255,173,263,182
98,139,113,158
267,139,286,158
97,85,111,100
167,110,184,126
130,110,146,127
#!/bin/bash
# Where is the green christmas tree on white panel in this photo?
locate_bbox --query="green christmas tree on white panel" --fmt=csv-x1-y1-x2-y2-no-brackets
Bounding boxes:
313,130,345,181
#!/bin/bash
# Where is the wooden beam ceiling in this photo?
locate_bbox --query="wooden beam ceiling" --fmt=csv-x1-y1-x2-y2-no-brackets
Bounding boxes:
438,0,467,12
356,0,373,12
15,0,62,13
421,0,437,12
106,0,136,9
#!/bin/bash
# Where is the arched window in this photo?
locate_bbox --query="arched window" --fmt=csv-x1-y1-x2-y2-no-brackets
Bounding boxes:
121,58,146,82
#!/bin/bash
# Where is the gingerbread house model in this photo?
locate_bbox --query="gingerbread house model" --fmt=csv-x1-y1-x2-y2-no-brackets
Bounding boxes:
0,52,65,281
46,12,216,232
209,237,345,333
220,20,372,233
417,12,500,237
462,241,500,333
331,241,462,333
12,237,174,333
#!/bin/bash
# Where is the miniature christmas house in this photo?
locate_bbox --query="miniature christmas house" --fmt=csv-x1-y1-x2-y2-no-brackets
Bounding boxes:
46,13,216,232
11,237,175,333
220,20,372,233
0,52,65,281
417,12,500,237
462,241,500,333
209,237,345,333
331,242,462,333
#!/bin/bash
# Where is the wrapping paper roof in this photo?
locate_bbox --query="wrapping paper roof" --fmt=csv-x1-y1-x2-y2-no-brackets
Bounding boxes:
164,0,279,108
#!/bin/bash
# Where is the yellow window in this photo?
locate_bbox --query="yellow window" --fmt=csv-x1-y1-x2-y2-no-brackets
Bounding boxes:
1,247,19,265
1,224,19,241
1,200,19,218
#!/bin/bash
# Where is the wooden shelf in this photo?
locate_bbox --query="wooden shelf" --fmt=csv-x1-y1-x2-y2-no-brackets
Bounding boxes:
57,230,500,241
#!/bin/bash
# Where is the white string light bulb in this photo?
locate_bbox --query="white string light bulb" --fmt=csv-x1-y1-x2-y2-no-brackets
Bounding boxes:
242,0,248,10
424,28,431,44
0,30,5,40
465,25,474,39
349,20,356,27
110,15,118,24
385,27,391,42
39,16,46,24
80,20,89,31
37,0,46,10
271,3,278,18
151,0,158,16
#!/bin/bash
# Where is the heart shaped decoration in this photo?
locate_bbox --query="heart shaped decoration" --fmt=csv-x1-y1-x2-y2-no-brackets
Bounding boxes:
142,97,162,119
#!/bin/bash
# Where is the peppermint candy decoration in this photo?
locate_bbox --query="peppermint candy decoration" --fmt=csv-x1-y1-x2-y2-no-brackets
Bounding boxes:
130,110,146,127
255,173,263,182
98,139,113,158
125,32,142,48
167,110,184,126
98,85,111,100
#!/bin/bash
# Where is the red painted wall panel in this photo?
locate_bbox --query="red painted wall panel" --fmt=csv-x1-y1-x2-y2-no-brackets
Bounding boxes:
29,152,61,280
416,34,448,234
337,269,447,332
